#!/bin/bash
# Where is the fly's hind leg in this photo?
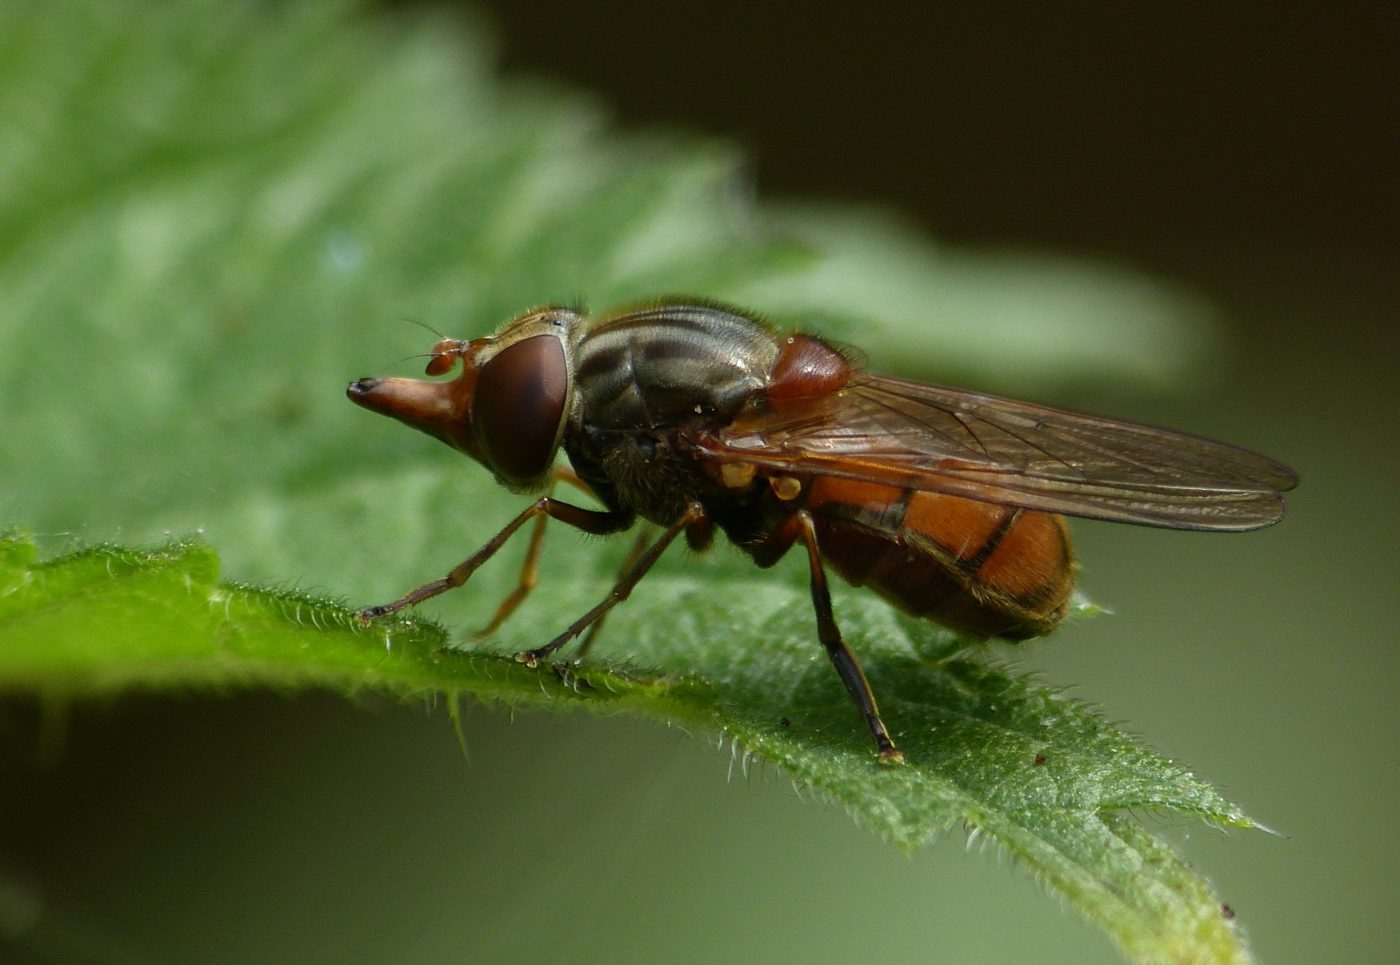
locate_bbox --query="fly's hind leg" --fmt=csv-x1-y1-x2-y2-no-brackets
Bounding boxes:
794,510,904,765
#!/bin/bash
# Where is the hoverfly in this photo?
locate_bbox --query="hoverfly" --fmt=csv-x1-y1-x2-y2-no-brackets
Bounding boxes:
347,301,1297,763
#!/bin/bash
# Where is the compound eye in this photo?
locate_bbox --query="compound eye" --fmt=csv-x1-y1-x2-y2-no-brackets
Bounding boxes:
473,334,568,486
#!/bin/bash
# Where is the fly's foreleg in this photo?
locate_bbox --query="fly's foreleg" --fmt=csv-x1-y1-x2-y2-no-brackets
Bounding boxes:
515,502,705,666
795,510,904,765
472,467,598,638
355,493,631,624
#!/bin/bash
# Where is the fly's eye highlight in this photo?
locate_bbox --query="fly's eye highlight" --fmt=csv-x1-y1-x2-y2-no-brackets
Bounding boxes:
472,334,568,487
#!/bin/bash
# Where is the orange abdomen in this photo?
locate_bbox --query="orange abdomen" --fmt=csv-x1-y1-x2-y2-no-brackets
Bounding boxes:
803,477,1076,639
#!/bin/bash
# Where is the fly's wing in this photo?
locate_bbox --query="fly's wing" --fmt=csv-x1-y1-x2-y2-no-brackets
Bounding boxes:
691,373,1298,531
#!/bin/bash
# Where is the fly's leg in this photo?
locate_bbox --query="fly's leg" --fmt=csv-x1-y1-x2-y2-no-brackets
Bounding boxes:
355,496,631,623
572,524,654,660
795,510,904,765
516,502,705,666
470,509,548,638
472,467,598,638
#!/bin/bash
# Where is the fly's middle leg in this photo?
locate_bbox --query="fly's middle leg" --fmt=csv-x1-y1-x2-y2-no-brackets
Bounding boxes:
573,524,654,660
515,502,705,666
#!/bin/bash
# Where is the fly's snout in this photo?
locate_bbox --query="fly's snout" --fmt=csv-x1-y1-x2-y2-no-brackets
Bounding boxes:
346,373,480,460
346,377,381,399
346,375,443,419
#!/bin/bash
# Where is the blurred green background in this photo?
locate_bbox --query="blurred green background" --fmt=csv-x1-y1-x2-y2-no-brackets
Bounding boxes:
2,3,1395,963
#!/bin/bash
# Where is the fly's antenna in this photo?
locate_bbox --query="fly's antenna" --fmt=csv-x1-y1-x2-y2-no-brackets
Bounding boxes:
381,317,458,371
400,316,448,340
388,350,442,368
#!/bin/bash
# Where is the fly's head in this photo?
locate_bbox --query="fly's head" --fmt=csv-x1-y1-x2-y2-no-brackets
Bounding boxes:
348,307,582,491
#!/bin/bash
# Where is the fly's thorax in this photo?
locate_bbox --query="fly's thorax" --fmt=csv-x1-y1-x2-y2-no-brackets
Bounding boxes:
571,304,782,433
557,304,782,523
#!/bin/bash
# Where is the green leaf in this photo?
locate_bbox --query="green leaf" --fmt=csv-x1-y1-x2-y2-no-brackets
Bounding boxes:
0,530,1254,963
0,2,1252,962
